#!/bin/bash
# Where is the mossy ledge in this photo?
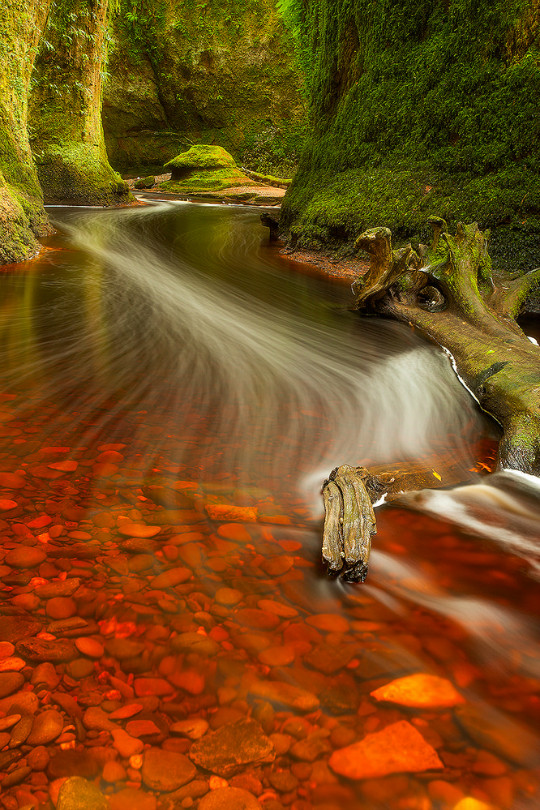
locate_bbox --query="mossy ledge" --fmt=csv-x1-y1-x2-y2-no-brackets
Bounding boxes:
279,0,540,271
29,0,131,206
161,145,256,193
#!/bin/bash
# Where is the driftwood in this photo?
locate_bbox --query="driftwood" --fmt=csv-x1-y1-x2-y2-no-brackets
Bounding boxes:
323,219,540,581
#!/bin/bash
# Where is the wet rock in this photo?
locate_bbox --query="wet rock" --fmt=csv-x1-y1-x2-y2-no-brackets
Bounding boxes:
105,638,145,659
0,690,39,715
306,613,350,633
329,720,443,780
112,728,144,758
102,760,127,784
290,732,331,762
16,637,77,662
109,787,157,810
31,661,61,690
74,637,104,658
141,747,196,792
198,787,262,809
45,596,77,619
371,673,464,708
0,672,24,698
248,680,319,712
8,713,33,747
190,719,274,777
27,709,64,745
125,719,162,737
134,677,174,697
5,546,46,568
56,776,108,810
27,745,50,771
35,578,81,598
83,706,115,732
0,655,26,672
0,640,15,657
215,587,243,606
206,505,257,522
234,608,280,631
48,749,100,779
170,718,209,739
1,764,32,788
268,769,299,793
455,703,540,766
304,643,356,675
118,523,161,538
151,567,191,588
0,713,20,731
171,632,220,657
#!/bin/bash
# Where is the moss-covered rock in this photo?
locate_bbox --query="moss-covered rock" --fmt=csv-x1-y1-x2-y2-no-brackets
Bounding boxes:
134,175,156,189
0,0,51,264
29,0,132,206
102,0,306,175
280,0,540,270
161,145,255,192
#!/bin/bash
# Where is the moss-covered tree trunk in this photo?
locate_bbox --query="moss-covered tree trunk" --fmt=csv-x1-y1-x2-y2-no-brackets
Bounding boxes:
30,0,131,205
322,219,540,581
0,0,51,263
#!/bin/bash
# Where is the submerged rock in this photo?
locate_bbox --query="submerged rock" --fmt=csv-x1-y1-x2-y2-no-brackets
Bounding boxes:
329,720,443,780
56,776,108,810
190,719,275,777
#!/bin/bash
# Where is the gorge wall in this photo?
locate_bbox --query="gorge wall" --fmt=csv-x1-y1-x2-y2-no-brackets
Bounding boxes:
102,0,306,174
280,0,540,270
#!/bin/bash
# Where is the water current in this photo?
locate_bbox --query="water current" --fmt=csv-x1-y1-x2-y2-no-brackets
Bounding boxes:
0,200,538,809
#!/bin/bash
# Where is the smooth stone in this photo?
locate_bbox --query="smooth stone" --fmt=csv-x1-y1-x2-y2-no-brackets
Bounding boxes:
170,718,209,740
102,760,127,783
8,713,33,747
248,680,319,712
112,728,144,758
0,690,39,715
151,567,191,588
48,749,100,779
306,613,350,633
125,719,162,737
455,703,540,766
56,776,108,810
0,641,15,658
0,672,24,698
329,720,443,780
105,637,145,659
83,707,115,732
74,637,104,658
371,673,465,708
215,587,243,606
0,656,26,672
31,661,61,690
35,578,80,598
109,787,157,810
27,709,64,745
134,677,174,697
46,597,77,619
141,747,196,792
190,719,275,777
171,632,220,657
118,523,161,538
5,546,46,568
198,787,262,809
16,637,77,662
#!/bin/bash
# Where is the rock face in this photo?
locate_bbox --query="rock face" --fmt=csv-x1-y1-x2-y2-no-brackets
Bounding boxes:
190,719,275,777
329,720,443,780
102,0,305,173
280,0,540,269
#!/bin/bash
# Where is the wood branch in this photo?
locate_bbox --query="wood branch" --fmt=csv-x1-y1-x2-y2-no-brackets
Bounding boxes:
322,218,539,582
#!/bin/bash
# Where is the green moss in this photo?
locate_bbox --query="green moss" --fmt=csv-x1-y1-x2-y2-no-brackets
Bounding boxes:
280,0,540,270
160,166,255,193
166,145,236,171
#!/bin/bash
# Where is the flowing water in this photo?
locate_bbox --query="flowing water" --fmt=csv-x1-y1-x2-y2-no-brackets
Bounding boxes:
0,200,538,809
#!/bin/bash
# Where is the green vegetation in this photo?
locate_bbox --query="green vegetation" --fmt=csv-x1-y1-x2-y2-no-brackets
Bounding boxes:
30,0,131,205
280,0,540,269
161,144,255,192
102,0,306,175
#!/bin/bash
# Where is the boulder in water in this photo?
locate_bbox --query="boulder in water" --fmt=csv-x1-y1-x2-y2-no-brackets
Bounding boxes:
162,145,255,193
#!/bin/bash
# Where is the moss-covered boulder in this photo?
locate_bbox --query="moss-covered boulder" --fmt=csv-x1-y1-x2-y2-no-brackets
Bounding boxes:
161,145,255,193
134,175,156,189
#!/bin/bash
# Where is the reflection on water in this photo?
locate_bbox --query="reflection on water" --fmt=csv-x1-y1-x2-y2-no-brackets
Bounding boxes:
0,201,538,809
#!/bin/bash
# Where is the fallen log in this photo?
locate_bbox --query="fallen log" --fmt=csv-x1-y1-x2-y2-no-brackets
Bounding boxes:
323,219,540,581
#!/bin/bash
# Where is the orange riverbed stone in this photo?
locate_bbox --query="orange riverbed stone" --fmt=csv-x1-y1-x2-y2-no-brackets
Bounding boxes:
206,504,258,522
371,673,465,708
329,720,443,780
118,523,161,538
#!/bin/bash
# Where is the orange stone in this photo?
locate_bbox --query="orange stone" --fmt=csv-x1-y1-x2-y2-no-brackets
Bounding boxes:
0,499,17,510
257,600,298,618
306,613,350,633
206,505,258,523
217,523,252,542
329,721,443,780
74,638,104,659
48,460,78,472
0,472,26,488
118,523,161,538
370,674,464,709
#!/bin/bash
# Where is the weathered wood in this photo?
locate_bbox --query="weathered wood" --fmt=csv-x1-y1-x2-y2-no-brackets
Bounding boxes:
322,219,539,581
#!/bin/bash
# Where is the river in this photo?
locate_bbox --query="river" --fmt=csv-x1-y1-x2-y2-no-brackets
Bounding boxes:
0,200,538,809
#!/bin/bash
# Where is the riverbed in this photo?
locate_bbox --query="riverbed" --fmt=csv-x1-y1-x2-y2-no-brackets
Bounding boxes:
0,200,538,810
